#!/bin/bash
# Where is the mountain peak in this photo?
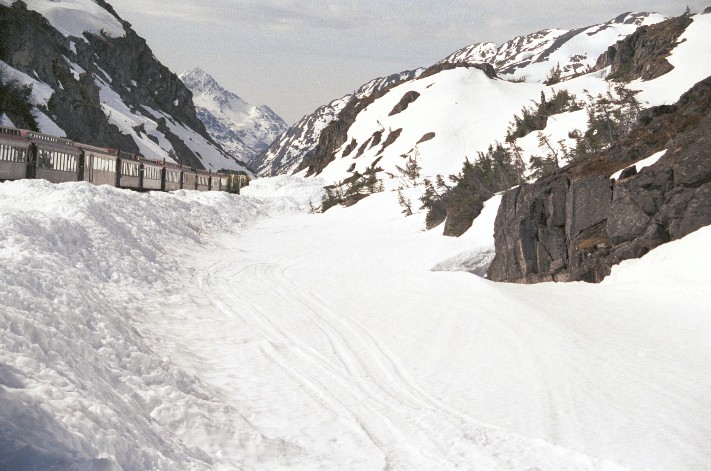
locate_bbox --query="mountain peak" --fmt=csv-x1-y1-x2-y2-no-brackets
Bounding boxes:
180,67,222,93
180,68,288,166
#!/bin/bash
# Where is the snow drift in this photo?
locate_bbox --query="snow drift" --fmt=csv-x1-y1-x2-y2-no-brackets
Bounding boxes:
1,177,710,469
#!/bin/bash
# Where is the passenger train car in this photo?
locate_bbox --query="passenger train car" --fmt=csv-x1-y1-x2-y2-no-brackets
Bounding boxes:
0,125,250,193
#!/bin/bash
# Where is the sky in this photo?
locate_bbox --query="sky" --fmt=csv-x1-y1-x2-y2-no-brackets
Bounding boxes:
108,1,709,124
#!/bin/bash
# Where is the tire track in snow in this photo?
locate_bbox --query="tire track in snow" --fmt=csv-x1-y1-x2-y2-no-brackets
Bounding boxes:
137,221,624,470
181,232,621,470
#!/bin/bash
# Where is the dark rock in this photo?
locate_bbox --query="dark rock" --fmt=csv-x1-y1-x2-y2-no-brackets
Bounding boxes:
418,62,497,80
618,165,637,179
377,128,402,155
595,15,693,82
443,197,484,239
342,138,358,157
417,132,436,144
488,76,711,284
369,130,383,148
389,91,420,116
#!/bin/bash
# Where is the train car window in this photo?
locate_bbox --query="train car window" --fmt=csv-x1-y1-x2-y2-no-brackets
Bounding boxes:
0,144,10,162
88,154,94,180
145,166,161,180
38,149,52,169
122,161,139,177
0,144,27,163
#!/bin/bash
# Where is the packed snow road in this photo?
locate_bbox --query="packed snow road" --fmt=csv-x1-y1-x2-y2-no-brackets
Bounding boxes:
138,218,613,470
137,185,710,470
1,177,710,470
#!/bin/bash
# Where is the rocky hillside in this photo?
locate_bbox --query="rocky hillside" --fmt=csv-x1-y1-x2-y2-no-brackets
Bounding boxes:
180,67,287,169
0,0,248,172
487,13,711,283
254,69,422,177
442,12,666,82
260,12,666,178
488,75,711,283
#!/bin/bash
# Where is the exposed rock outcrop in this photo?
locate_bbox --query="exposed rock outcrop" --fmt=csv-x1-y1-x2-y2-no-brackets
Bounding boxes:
389,91,420,116
487,76,711,283
595,15,693,82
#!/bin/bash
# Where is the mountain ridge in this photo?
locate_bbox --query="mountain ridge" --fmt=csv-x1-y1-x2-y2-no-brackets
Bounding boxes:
179,67,288,169
259,12,667,178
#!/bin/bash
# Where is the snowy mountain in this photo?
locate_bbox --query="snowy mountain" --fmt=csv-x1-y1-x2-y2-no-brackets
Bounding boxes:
0,0,249,172
441,12,666,82
262,12,667,178
255,68,423,177
284,11,711,186
180,67,287,169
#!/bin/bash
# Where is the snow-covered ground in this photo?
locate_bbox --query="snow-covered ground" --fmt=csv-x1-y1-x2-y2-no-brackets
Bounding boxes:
1,177,710,470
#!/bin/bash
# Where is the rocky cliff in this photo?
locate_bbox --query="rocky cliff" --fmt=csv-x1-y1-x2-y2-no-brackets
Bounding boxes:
487,75,711,283
0,0,247,171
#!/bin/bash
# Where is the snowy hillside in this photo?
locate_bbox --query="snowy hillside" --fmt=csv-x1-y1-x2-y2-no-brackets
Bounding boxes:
319,66,545,182
297,12,710,188
0,0,249,172
442,12,667,82
1,178,710,469
256,69,423,176
180,67,287,169
260,12,668,178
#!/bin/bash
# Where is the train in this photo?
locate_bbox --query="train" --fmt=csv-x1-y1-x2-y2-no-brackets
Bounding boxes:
0,125,250,193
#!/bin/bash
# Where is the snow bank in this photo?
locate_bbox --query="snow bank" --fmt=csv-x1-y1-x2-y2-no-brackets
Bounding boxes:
241,175,326,214
431,194,501,275
0,180,291,471
1,177,710,469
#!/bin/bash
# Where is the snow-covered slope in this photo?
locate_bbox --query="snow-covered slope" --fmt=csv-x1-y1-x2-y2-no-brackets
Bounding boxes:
0,0,249,172
442,12,667,82
1,177,709,469
296,11,711,188
1,0,125,39
262,12,667,178
319,66,545,183
256,69,423,177
180,67,287,168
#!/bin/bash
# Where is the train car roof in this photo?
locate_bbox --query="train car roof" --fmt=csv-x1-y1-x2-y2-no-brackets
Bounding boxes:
25,130,80,153
74,142,117,156
142,158,164,168
0,126,31,146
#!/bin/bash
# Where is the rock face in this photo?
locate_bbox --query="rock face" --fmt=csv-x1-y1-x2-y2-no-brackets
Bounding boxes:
441,12,666,82
595,15,693,81
0,1,246,171
487,76,711,283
